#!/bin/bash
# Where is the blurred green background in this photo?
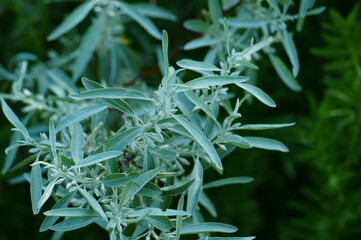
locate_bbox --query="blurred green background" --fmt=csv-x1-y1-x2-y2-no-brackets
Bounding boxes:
0,0,360,239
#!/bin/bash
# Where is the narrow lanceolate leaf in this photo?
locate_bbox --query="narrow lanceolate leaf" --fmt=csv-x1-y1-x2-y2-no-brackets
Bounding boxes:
162,30,169,76
144,148,156,172
101,127,142,152
126,168,161,201
173,115,223,171
184,37,218,50
203,177,254,189
269,54,302,92
162,179,195,196
145,216,173,232
49,119,57,161
223,134,252,149
38,180,57,209
74,151,122,168
187,159,203,214
183,19,208,33
77,187,108,221
138,182,161,197
81,77,136,115
199,191,217,217
2,131,21,174
69,88,151,101
266,0,281,14
72,14,105,81
30,158,42,214
177,59,220,72
44,208,98,217
103,173,140,187
118,2,161,39
71,123,84,164
1,98,30,138
185,76,248,90
50,217,98,232
129,208,188,217
236,83,276,107
227,18,268,28
239,123,295,130
176,195,185,240
208,0,222,24
56,104,107,132
179,222,237,235
47,0,96,41
40,192,76,232
279,29,299,77
132,3,177,21
244,136,289,152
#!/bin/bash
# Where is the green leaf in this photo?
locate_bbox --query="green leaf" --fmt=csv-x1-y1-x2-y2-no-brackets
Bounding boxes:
100,127,142,152
223,134,252,149
46,69,77,93
208,0,222,24
183,19,209,33
69,88,151,101
234,59,259,70
180,222,237,235
177,59,220,72
176,195,185,240
173,115,223,171
50,217,98,232
173,92,202,127
236,83,276,107
45,208,98,217
38,179,57,210
2,131,21,174
279,29,299,77
238,123,295,130
299,0,316,16
244,136,289,152
184,76,248,90
118,2,161,39
266,0,281,14
40,192,76,232
56,104,107,132
81,77,136,115
1,98,30,138
129,208,188,217
162,30,169,76
199,191,217,217
227,18,268,28
74,151,122,168
198,237,255,240
103,173,140,187
71,123,84,164
77,187,108,221
138,182,162,197
162,179,195,196
184,91,219,125
132,4,177,21
49,119,57,162
187,159,203,214
184,37,218,50
30,158,42,214
9,154,37,172
47,0,96,41
269,54,302,92
126,168,161,201
203,177,254,189
144,148,156,172
72,14,105,81
145,216,173,231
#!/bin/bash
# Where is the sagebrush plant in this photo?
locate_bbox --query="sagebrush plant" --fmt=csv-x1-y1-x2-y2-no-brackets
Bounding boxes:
0,0,321,239
284,5,361,240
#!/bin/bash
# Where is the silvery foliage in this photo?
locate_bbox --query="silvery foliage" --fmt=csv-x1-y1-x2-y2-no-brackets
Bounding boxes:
0,0,321,239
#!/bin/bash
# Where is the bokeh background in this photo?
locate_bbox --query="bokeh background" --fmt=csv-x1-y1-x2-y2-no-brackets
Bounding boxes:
0,0,360,239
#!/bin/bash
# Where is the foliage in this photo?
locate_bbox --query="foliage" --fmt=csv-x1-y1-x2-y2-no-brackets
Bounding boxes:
283,4,361,240
0,0,321,239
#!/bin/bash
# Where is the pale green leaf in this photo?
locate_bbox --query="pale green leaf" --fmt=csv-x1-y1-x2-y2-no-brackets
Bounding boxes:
69,88,151,101
199,191,217,217
266,0,281,14
208,0,222,24
184,37,218,50
101,127,142,152
227,18,268,28
145,216,173,231
269,54,302,91
173,115,223,171
183,19,208,33
180,222,237,235
38,180,57,209
184,76,248,90
74,151,122,168
239,123,295,130
162,179,195,196
223,134,252,149
176,195,185,240
198,237,255,240
103,173,140,187
187,159,203,214
126,168,161,202
132,4,177,21
129,208,188,217
203,177,254,189
244,136,289,152
118,2,161,39
30,158,42,214
71,123,84,164
279,29,299,77
1,98,30,138
144,148,156,172
162,30,169,76
50,217,98,232
236,83,276,107
138,182,162,197
44,208,98,217
77,186,108,221
56,104,107,132
47,0,96,41
177,59,220,72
